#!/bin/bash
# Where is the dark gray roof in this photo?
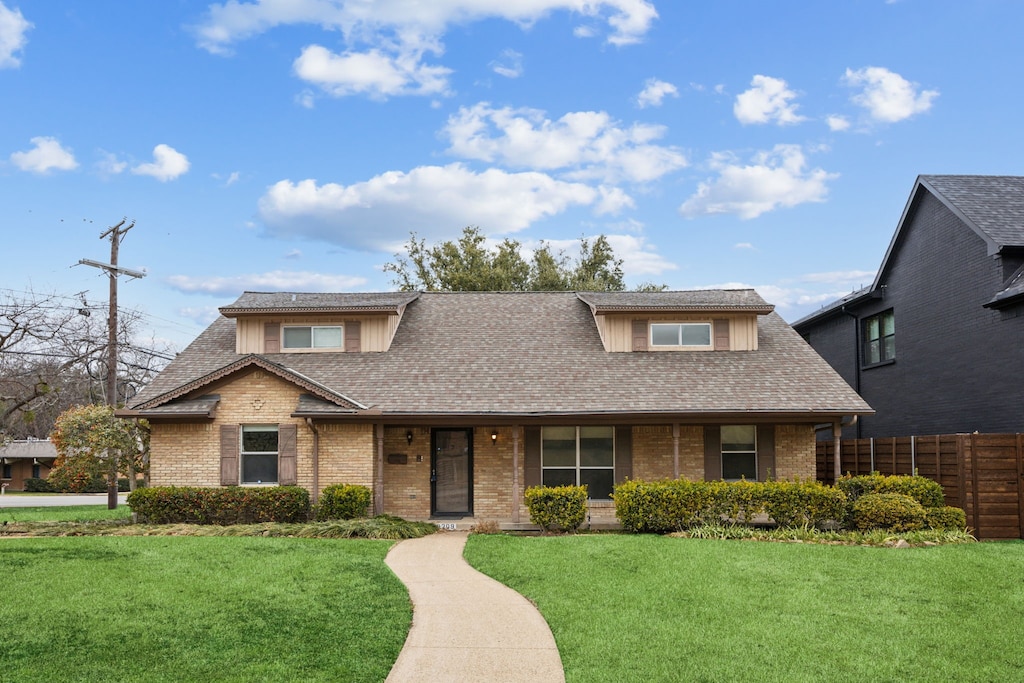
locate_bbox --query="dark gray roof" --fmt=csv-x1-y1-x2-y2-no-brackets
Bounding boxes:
131,292,869,419
0,439,57,460
577,289,774,314
134,395,221,418
791,286,877,330
986,264,1024,309
920,176,1024,248
219,291,420,317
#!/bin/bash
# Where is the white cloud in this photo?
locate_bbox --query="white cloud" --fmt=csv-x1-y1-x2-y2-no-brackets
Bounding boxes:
826,115,850,132
132,144,190,181
604,234,676,275
734,242,754,250
0,1,31,68
168,270,368,296
698,269,877,319
636,78,678,108
295,89,316,108
194,1,656,97
95,151,128,177
491,49,523,78
257,163,618,250
443,103,686,183
679,144,837,219
225,171,240,186
10,136,78,174
284,249,302,259
842,66,938,123
734,75,806,125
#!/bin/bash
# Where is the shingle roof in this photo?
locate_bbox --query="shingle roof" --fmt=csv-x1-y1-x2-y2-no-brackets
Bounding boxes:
0,439,57,460
131,292,870,419
577,289,774,314
920,175,1024,248
219,291,420,317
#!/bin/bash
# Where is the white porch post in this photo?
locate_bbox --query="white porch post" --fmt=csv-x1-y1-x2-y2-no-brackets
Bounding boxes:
833,421,843,483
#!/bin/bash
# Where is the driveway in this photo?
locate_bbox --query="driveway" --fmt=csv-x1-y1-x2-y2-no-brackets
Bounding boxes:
0,493,129,508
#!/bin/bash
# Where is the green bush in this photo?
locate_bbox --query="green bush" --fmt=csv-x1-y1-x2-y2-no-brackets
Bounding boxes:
761,480,847,528
524,485,587,532
127,486,311,525
23,478,55,492
926,506,967,531
613,479,720,533
837,473,944,507
315,484,372,520
851,493,927,531
117,478,147,492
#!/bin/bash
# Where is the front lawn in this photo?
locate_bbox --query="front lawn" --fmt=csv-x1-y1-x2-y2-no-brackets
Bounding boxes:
0,537,409,682
0,504,132,523
465,534,1024,683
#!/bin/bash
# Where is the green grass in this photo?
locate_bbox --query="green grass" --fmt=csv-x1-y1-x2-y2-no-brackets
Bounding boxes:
0,537,410,682
0,504,132,523
465,534,1024,683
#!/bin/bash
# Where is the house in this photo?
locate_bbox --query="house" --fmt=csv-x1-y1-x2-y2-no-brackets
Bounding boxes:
794,175,1024,439
0,438,57,490
120,290,870,526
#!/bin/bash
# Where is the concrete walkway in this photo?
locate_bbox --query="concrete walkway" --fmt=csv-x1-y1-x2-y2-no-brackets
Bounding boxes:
385,531,565,683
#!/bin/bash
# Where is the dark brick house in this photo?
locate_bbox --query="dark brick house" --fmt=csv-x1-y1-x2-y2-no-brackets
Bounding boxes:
793,175,1024,439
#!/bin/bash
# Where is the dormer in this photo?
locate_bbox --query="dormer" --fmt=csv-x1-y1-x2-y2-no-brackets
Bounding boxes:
219,292,421,354
576,290,774,353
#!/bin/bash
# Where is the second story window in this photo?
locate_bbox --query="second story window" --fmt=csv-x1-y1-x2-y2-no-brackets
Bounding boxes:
282,325,343,350
650,322,711,348
862,310,895,366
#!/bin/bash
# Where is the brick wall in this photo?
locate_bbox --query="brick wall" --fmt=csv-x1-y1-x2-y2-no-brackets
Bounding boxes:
773,424,815,480
631,425,704,480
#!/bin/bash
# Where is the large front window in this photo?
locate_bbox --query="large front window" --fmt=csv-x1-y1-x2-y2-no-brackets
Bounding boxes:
862,310,895,366
650,322,712,347
283,325,343,350
722,425,756,481
541,426,614,499
241,425,278,484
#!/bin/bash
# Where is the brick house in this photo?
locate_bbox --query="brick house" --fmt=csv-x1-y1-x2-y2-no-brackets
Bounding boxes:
793,175,1024,439
121,290,870,526
0,439,57,490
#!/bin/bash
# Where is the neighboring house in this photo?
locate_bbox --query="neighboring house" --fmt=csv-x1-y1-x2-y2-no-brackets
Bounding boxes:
120,290,869,526
794,175,1024,439
0,439,57,490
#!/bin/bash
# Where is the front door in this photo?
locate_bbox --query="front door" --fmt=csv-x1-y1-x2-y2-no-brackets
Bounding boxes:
431,428,473,516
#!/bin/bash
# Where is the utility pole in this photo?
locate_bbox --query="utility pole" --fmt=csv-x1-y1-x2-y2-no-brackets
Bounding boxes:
78,218,145,508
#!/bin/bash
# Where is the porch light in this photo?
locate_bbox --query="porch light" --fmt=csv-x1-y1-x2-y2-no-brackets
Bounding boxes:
491,430,498,445
406,430,414,445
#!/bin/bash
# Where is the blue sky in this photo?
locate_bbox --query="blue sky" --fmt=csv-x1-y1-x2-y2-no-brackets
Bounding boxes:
3,1,1023,350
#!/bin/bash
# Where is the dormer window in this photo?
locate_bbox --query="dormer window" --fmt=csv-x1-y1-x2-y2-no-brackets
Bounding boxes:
650,322,712,348
283,325,343,350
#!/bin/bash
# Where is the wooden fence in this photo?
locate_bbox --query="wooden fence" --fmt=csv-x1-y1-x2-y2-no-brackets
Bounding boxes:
816,433,1024,540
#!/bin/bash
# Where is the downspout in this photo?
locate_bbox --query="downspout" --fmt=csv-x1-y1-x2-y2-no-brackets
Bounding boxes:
305,418,320,505
841,305,863,439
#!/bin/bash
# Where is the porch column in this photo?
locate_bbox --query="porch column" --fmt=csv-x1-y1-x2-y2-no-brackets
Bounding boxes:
512,425,521,523
375,423,385,515
672,423,680,479
833,421,843,483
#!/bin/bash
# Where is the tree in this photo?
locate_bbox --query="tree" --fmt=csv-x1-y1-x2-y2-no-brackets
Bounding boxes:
383,226,641,292
49,404,149,492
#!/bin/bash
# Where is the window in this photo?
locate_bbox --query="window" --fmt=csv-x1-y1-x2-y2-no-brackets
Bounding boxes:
31,464,40,479
650,322,712,347
721,425,756,481
282,325,343,350
2,463,11,479
862,310,895,366
541,426,615,499
241,425,278,484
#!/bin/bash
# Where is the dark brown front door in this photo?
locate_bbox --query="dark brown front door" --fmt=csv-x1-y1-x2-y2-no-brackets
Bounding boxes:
432,428,473,516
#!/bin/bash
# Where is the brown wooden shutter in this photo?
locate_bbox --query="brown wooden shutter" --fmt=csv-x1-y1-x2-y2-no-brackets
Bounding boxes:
703,426,721,481
220,425,239,486
632,319,649,351
757,425,776,482
524,427,541,488
344,321,361,353
264,322,281,353
278,423,298,485
614,426,633,484
713,319,730,351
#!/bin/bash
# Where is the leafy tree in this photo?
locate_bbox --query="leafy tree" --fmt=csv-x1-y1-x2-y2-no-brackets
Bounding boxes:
49,404,149,493
383,226,641,292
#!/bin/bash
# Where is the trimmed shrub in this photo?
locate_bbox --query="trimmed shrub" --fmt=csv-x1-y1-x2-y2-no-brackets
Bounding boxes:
926,506,967,531
524,485,587,532
761,480,847,528
315,484,371,521
837,472,944,507
851,493,927,532
613,479,725,533
23,478,55,493
127,486,311,525
712,479,765,524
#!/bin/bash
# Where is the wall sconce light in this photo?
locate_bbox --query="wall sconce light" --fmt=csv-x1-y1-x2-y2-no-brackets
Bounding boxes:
406,430,414,445
491,430,498,445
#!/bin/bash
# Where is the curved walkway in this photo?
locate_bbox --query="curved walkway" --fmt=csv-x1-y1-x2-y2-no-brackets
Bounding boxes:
385,531,565,683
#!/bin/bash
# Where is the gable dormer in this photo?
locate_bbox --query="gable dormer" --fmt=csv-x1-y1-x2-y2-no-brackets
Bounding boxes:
219,292,421,354
576,290,774,353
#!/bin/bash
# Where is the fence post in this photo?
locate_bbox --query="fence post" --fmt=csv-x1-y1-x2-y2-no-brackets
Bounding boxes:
870,437,875,472
911,435,916,475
